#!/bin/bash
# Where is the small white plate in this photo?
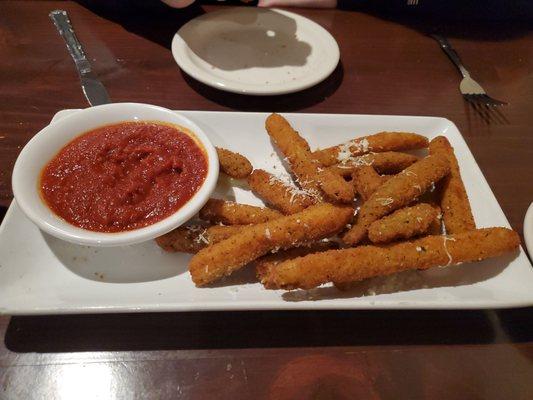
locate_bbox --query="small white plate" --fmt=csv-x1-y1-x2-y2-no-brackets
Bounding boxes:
1,110,532,315
171,8,340,95
524,202,533,258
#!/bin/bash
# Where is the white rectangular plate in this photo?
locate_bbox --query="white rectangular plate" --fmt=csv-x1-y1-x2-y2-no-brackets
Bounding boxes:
1,110,532,315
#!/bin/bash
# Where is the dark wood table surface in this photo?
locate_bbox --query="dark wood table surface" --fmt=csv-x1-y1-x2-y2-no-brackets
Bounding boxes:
1,1,532,399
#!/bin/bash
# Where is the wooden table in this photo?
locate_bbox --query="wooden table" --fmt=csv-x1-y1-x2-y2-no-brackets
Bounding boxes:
1,1,532,398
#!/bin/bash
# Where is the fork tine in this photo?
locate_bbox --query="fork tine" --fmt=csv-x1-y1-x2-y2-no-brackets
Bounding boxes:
474,94,490,105
470,93,506,107
478,94,495,106
464,94,479,105
481,94,507,106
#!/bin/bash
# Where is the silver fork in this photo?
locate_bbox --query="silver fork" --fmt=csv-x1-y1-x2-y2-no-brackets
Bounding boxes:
432,34,507,107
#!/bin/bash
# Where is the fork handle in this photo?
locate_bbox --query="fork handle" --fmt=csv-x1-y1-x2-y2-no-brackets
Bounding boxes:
431,34,470,78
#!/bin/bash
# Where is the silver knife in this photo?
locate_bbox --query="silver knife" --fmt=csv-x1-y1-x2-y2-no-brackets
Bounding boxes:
49,10,110,106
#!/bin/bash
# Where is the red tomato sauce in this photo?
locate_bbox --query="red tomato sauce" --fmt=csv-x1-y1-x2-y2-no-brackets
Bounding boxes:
40,121,208,232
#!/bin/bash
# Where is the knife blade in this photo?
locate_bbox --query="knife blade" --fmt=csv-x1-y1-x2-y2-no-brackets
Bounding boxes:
49,9,110,106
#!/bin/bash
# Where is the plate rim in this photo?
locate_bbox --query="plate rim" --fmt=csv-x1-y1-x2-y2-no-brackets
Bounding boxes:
524,202,533,259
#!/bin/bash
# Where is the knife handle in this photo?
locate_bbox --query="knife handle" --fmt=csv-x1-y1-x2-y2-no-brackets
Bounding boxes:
49,10,91,75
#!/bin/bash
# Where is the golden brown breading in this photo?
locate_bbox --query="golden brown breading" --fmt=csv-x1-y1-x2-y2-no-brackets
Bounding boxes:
265,228,519,290
343,154,451,246
155,225,208,253
206,225,247,243
427,204,444,235
429,136,475,234
256,241,338,289
327,152,419,178
216,147,253,179
265,114,323,199
351,166,388,202
265,114,355,203
247,169,316,215
189,203,354,286
199,198,282,225
368,203,441,243
312,132,429,167
317,166,356,203
156,224,247,253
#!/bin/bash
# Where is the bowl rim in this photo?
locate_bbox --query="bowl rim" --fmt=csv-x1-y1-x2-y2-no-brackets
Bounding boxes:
12,102,219,247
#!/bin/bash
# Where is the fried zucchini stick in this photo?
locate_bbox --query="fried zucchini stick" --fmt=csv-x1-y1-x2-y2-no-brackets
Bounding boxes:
189,203,354,286
328,152,419,178
248,169,316,214
368,203,440,243
343,154,451,245
156,225,209,253
313,132,429,167
266,113,354,203
199,198,282,225
216,147,253,179
351,166,388,201
206,225,247,243
156,225,247,253
256,242,338,289
429,136,475,233
427,205,443,235
266,228,519,290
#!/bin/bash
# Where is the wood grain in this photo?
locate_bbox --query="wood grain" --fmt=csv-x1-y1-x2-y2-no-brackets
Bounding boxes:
0,2,532,398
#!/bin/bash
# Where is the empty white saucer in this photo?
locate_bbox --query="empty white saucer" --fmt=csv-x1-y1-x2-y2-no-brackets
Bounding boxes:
172,7,340,95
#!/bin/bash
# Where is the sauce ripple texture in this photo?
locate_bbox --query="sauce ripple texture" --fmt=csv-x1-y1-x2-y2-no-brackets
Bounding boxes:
40,122,208,232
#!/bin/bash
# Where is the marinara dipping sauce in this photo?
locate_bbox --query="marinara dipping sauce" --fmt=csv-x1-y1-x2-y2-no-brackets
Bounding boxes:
40,121,208,232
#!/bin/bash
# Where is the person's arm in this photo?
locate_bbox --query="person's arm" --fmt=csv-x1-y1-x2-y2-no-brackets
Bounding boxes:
258,0,336,7
161,0,196,8
161,0,338,8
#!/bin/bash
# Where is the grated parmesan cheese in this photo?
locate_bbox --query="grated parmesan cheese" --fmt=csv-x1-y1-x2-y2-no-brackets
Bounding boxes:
376,197,394,206
442,236,456,266
336,138,371,164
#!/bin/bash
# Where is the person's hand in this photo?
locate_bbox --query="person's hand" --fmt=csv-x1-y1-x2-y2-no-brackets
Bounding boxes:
161,0,196,8
258,0,337,7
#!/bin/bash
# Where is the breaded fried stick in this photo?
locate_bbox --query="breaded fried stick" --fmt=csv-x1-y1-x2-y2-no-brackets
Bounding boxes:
368,203,440,243
189,203,353,286
156,224,246,253
248,169,316,215
328,152,419,178
313,132,429,167
266,228,519,290
343,154,450,245
199,198,282,225
351,166,388,201
266,114,354,203
429,136,475,233
256,241,338,289
156,225,209,253
206,225,247,243
216,147,253,179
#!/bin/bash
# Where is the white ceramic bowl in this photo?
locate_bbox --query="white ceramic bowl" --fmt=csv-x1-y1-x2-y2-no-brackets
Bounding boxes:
12,103,219,247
